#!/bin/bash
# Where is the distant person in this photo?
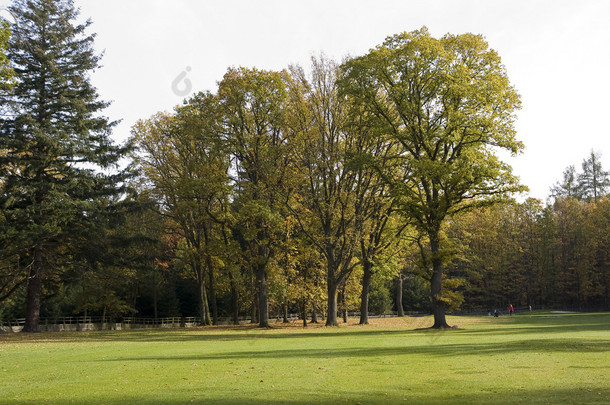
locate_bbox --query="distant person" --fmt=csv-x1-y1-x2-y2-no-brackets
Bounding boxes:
529,305,532,312
493,309,499,317
509,304,514,316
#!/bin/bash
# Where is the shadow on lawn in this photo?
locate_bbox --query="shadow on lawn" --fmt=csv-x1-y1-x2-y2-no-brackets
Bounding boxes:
2,386,608,405
98,337,610,363
80,328,415,344
461,313,610,336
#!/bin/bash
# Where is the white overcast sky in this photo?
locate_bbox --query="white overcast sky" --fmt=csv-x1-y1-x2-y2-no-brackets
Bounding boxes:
9,0,610,201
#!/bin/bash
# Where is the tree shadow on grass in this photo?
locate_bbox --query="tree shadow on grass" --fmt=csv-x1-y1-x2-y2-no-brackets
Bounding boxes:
1,326,420,344
96,337,610,363
461,312,610,336
1,386,608,405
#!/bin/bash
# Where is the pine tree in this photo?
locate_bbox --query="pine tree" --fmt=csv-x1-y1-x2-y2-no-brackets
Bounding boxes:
577,151,610,202
0,0,128,332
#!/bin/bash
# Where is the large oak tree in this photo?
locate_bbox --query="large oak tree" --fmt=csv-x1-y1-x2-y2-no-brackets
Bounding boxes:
340,27,525,328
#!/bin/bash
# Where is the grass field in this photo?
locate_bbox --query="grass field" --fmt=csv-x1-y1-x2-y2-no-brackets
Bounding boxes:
0,312,609,404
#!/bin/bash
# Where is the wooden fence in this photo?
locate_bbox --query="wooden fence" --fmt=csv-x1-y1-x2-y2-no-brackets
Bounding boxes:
0,311,413,333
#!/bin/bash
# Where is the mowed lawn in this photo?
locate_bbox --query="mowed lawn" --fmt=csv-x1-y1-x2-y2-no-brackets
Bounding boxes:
0,313,609,404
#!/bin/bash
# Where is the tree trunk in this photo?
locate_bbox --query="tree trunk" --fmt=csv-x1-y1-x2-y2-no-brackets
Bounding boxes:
311,303,318,323
359,261,372,324
193,258,211,326
301,300,307,327
207,257,218,325
250,291,258,324
395,275,404,317
228,272,239,325
326,278,339,326
430,232,450,329
430,275,447,325
102,306,107,330
257,263,270,328
283,300,289,323
197,271,211,326
131,282,138,320
153,283,159,323
341,286,348,323
22,246,43,333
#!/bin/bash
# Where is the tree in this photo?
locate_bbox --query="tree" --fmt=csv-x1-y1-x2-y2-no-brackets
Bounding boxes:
217,67,294,327
286,57,364,326
585,198,610,309
131,92,230,326
577,151,610,202
340,27,525,328
341,94,405,324
0,0,129,332
356,196,400,324
0,9,18,306
551,165,579,199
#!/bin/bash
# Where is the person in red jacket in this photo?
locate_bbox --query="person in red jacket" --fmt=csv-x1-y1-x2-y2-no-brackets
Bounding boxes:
509,304,514,316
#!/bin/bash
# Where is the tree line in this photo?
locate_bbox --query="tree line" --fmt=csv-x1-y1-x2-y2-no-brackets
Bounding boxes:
1,0,607,333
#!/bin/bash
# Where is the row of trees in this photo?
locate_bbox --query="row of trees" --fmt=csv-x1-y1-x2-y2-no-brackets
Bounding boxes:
552,151,610,202
129,25,525,329
2,0,607,333
450,196,610,311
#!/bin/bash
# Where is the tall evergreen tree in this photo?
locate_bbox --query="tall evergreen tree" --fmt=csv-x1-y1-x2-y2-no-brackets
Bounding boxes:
577,151,610,202
0,0,128,332
0,14,17,305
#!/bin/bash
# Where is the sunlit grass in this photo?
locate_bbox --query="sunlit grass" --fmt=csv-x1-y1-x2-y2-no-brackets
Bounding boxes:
1,313,608,404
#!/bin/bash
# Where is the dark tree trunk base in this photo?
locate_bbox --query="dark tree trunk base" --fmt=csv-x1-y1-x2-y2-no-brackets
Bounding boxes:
359,263,372,325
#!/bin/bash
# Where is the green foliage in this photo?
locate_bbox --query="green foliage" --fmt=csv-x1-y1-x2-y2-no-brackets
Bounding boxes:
0,0,130,331
340,26,525,228
577,151,610,201
447,197,610,311
8,16,609,325
402,276,432,312
339,27,525,326
368,277,393,315
552,151,610,202
0,20,15,94
131,91,233,325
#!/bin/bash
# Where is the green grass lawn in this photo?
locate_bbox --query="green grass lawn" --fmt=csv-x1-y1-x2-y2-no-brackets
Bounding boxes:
1,312,609,404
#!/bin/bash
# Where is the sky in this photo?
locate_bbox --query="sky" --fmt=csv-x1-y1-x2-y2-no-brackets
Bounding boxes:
4,0,610,201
